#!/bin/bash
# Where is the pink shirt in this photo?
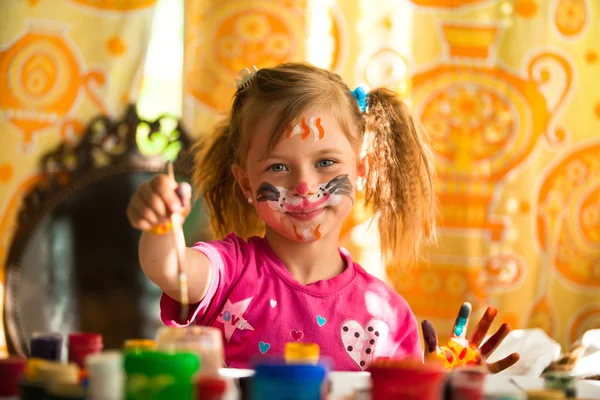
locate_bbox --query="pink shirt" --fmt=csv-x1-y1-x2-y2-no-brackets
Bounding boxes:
160,234,421,371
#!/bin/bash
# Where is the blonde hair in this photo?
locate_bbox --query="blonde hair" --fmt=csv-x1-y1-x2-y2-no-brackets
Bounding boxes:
194,62,436,268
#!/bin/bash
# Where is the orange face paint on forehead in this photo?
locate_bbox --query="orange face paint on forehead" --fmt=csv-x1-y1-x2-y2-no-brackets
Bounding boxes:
286,117,325,142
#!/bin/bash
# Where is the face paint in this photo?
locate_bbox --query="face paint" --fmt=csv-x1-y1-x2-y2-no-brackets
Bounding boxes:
256,182,281,203
256,174,354,213
292,224,322,241
286,117,325,143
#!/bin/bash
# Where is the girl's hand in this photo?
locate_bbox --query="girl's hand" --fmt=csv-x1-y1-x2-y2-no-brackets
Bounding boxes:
127,174,192,232
421,302,520,373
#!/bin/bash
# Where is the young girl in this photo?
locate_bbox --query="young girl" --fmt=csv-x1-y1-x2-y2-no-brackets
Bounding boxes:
127,63,497,371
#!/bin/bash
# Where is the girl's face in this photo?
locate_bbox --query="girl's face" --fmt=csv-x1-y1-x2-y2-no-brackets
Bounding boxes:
234,108,365,243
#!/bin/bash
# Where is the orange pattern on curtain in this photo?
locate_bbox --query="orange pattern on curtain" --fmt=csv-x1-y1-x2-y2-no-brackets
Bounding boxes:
184,0,599,349
0,0,156,356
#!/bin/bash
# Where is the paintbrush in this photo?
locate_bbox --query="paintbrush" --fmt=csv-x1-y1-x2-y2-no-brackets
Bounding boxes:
167,162,189,322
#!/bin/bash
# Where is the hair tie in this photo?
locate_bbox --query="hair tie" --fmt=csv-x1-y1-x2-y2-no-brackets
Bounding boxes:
351,87,367,112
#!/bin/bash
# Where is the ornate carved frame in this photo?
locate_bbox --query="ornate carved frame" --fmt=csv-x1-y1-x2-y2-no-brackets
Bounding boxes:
3,105,196,355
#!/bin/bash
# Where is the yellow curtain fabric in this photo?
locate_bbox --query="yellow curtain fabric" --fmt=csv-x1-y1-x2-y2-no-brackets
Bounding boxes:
183,0,600,349
389,0,600,349
0,0,156,356
2,0,597,356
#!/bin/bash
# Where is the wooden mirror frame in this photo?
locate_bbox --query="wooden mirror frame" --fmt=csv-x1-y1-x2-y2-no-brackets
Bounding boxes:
3,104,197,355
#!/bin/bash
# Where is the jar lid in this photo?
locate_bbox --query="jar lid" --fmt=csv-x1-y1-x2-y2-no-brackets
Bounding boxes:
196,377,227,397
68,333,102,347
0,356,26,367
24,358,51,383
0,357,27,397
254,362,326,382
86,351,123,373
526,389,566,400
284,342,320,360
124,350,200,378
32,332,63,340
38,362,79,385
124,339,157,351
156,326,222,347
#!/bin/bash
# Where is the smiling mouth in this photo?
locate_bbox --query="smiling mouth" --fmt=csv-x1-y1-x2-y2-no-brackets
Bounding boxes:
286,208,324,221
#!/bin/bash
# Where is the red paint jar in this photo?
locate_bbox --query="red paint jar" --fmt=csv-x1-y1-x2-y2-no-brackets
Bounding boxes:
68,333,103,370
369,358,446,400
450,366,486,400
196,376,227,400
0,356,26,397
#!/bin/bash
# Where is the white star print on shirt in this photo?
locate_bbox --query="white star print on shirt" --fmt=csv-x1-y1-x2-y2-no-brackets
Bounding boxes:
217,297,255,342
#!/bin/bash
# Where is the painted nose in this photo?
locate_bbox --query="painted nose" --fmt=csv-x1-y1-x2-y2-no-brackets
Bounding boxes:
295,182,309,195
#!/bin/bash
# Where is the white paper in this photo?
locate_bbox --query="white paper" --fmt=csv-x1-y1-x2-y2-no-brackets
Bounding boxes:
486,328,561,376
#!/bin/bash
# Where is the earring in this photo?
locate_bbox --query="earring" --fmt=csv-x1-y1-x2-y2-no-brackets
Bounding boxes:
248,197,253,204
356,178,365,192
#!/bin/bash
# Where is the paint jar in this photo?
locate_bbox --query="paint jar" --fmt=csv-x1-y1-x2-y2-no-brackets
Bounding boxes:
284,342,320,364
0,356,26,399
68,333,103,370
37,361,80,386
526,389,566,400
450,365,486,400
124,350,200,400
45,382,86,400
543,372,577,398
86,351,124,400
251,362,327,400
369,358,446,400
124,339,156,354
196,376,227,400
30,332,63,361
156,326,223,376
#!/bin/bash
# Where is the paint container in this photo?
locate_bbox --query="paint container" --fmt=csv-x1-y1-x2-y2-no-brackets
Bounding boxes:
450,365,486,400
86,351,123,400
369,358,446,400
124,350,200,400
196,376,227,400
284,342,320,364
156,326,223,376
30,332,63,361
543,372,577,398
37,362,80,386
68,333,103,370
526,389,566,399
124,339,156,354
251,362,327,400
0,356,26,399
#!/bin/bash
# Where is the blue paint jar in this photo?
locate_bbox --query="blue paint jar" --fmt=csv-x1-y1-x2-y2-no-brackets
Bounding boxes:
251,362,327,400
30,332,63,361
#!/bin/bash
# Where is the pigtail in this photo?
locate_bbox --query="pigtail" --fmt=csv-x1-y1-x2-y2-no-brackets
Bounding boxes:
364,88,437,269
194,119,263,240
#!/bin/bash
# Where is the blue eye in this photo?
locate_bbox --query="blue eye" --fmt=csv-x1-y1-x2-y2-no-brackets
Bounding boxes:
316,159,335,168
268,164,288,172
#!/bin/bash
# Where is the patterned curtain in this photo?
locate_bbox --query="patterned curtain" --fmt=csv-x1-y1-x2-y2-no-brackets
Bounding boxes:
2,0,598,356
0,0,157,356
183,0,600,349
388,0,600,348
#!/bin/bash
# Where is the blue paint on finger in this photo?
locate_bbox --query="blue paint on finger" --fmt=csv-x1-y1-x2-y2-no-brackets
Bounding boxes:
453,303,470,336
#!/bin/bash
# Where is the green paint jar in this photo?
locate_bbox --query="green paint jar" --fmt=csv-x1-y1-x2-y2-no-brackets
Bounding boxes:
124,350,200,400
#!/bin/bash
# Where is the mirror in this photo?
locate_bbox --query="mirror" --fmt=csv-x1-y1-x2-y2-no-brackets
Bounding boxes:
14,172,207,352
4,105,209,354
